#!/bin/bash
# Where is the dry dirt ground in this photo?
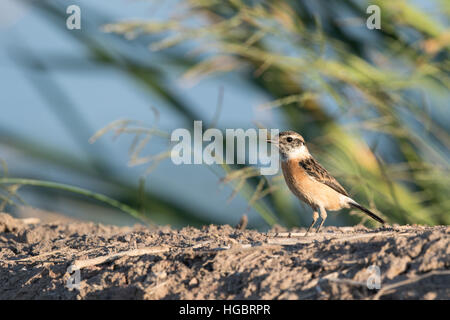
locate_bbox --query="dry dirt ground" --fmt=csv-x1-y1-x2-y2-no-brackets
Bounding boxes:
0,212,449,300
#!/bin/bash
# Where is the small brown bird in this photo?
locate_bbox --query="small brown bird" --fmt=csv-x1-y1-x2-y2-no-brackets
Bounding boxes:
268,131,385,233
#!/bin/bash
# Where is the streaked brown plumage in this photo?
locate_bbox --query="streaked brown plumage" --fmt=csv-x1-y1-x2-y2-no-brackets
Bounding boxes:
268,131,385,233
298,157,349,197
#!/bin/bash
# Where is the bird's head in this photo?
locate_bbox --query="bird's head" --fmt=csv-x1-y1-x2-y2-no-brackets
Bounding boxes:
267,131,310,160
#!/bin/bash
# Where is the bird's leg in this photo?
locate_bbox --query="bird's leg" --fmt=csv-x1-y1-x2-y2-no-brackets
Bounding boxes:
316,207,327,233
305,210,319,235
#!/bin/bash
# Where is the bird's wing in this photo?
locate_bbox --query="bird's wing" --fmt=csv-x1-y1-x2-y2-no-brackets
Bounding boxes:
299,157,349,197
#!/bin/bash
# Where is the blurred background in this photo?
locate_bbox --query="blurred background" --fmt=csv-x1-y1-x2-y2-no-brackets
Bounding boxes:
0,0,448,230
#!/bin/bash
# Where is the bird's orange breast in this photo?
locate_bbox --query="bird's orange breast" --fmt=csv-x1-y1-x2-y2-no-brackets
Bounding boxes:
281,158,344,210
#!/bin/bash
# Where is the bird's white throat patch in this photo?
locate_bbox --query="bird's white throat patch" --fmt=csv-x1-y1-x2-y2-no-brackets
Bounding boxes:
282,145,310,161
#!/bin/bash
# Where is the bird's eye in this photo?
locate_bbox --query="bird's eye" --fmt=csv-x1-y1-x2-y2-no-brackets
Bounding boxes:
286,137,293,143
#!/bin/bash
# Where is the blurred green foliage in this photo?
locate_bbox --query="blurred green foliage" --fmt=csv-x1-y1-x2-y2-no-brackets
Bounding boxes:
103,0,450,226
1,0,449,228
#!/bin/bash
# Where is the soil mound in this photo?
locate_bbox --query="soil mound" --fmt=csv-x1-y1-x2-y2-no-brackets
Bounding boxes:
0,213,448,299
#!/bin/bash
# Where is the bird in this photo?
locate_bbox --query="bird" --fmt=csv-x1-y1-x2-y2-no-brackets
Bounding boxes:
267,130,385,234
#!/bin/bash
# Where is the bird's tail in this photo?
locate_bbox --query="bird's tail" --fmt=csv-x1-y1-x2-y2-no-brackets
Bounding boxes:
349,201,385,224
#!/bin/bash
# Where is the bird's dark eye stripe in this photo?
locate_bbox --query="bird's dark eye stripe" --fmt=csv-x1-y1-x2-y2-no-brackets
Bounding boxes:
286,137,293,142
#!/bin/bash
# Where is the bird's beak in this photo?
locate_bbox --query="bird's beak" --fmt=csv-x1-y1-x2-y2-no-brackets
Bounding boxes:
266,138,279,146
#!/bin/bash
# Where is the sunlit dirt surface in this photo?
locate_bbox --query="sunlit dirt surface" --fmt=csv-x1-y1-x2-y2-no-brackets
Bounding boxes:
1,213,448,299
